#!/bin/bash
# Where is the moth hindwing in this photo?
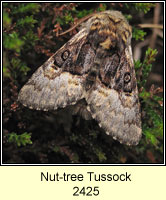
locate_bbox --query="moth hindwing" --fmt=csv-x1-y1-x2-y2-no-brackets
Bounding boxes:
18,10,142,146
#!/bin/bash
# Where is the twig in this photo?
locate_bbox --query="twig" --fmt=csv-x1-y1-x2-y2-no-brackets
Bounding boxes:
58,12,97,36
138,24,163,29
150,3,161,49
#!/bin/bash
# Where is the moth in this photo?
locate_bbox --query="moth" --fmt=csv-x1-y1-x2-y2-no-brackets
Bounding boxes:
18,10,142,145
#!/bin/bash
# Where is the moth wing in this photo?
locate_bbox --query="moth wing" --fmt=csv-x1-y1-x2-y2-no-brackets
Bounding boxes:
86,81,142,146
18,29,92,111
18,68,84,111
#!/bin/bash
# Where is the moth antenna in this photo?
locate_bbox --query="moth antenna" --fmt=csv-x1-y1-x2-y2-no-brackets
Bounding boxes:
58,12,97,36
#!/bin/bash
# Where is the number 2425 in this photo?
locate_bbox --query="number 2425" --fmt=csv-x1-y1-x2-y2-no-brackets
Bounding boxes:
73,186,99,196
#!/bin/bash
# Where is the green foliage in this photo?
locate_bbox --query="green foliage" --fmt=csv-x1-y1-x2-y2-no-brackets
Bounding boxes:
11,57,30,76
8,132,32,147
12,3,40,14
140,88,163,148
93,148,106,162
124,3,155,13
97,4,107,12
3,32,24,53
133,3,155,13
16,15,37,27
56,12,74,25
3,3,40,78
75,9,94,19
22,30,39,50
135,48,158,87
132,27,147,41
3,11,11,29
135,48,163,149
3,52,10,78
63,12,74,24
